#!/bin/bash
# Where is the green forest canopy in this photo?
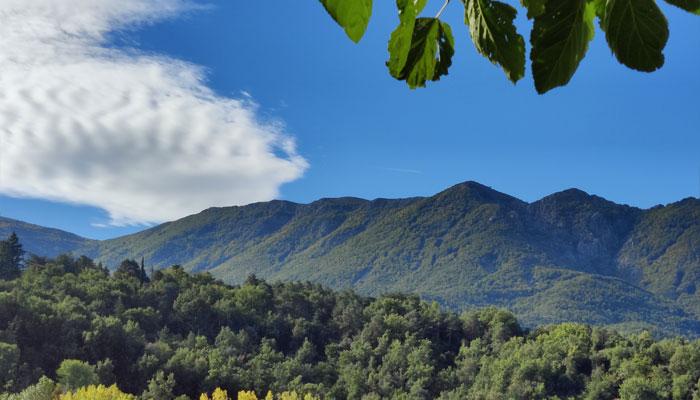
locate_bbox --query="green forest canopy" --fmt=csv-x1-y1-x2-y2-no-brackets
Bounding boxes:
2,250,700,399
318,0,700,93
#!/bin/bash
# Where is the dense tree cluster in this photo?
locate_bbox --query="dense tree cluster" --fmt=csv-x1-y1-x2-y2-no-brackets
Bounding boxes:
0,233,23,280
1,238,700,398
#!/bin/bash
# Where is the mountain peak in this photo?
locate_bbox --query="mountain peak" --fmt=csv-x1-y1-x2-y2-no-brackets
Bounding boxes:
555,187,591,197
534,187,639,210
539,188,595,203
453,180,495,192
434,181,525,206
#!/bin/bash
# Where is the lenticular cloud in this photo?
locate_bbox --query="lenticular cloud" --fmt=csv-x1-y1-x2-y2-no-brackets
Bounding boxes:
0,0,308,225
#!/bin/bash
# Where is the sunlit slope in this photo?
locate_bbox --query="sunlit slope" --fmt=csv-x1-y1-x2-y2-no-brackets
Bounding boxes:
65,181,700,334
0,216,92,257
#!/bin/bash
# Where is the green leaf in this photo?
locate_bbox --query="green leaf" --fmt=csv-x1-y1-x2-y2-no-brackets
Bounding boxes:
664,0,700,15
387,0,429,78
389,18,455,89
530,0,596,94
432,21,455,81
603,0,669,72
464,0,526,83
590,0,606,20
520,0,546,18
319,0,373,43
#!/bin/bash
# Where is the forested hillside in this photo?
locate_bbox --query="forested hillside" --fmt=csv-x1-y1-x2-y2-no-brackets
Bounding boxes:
2,253,700,399
0,217,92,258
70,182,700,333
5,182,700,335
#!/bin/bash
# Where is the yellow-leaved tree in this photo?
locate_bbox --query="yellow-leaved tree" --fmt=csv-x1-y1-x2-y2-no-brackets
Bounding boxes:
235,390,257,400
59,385,135,400
200,388,229,400
278,392,319,400
203,389,319,400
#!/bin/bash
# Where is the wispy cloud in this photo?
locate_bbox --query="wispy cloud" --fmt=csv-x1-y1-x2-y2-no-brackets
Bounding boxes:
0,0,308,225
379,167,423,175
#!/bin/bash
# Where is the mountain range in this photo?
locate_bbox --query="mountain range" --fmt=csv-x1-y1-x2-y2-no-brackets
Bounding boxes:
2,181,699,336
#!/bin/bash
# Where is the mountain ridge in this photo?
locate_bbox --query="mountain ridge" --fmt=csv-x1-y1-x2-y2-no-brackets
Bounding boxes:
2,181,699,336
0,216,94,257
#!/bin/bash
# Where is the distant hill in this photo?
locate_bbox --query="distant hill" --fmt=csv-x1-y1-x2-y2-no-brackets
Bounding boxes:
8,181,700,336
0,216,93,257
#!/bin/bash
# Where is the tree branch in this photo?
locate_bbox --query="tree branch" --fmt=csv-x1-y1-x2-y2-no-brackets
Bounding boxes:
435,0,451,18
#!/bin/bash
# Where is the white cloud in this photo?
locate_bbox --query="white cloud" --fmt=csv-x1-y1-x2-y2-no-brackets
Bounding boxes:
0,0,308,225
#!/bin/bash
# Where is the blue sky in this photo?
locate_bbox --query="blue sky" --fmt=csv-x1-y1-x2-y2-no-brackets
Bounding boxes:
0,1,698,240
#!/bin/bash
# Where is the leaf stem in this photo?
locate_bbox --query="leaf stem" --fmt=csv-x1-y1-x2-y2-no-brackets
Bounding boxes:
435,0,451,18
